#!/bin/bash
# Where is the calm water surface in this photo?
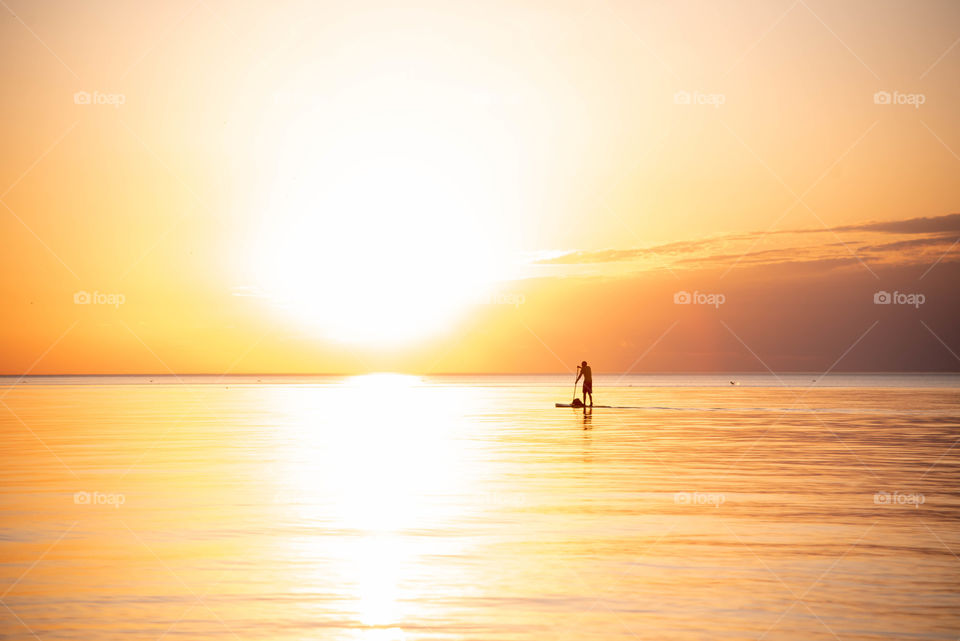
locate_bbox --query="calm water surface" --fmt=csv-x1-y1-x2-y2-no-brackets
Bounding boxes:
1,374,959,640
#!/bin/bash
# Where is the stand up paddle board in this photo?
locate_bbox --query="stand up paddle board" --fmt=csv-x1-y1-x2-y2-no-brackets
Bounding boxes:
555,403,612,408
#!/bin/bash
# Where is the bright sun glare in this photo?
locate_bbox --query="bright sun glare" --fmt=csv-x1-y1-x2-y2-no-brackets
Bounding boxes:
264,374,473,636
249,78,516,344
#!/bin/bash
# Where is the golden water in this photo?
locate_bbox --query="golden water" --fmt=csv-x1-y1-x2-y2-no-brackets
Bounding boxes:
2,374,958,640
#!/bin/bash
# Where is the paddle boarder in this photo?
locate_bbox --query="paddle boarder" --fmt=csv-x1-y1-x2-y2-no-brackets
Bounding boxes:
575,361,593,407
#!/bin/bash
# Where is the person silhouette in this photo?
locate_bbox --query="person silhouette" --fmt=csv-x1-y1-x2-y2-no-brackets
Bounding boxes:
575,360,593,407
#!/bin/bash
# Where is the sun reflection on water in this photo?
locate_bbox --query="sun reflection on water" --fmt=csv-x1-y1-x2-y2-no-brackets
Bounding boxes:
263,374,475,636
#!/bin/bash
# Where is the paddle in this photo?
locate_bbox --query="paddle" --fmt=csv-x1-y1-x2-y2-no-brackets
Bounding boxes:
571,366,581,406
554,366,586,408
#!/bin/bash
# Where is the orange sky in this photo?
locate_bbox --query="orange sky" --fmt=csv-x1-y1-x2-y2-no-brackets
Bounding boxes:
1,0,959,374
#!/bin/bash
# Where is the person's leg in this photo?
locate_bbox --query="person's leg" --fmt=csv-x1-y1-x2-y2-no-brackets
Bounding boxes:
588,391,593,407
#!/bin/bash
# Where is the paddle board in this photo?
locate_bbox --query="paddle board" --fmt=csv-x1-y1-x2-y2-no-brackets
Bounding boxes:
555,403,611,408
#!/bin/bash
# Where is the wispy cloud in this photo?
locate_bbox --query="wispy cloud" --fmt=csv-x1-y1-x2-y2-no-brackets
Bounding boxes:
537,213,960,273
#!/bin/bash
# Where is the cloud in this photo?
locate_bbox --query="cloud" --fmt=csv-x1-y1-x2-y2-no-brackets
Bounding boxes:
536,212,960,273
861,233,959,253
843,213,960,234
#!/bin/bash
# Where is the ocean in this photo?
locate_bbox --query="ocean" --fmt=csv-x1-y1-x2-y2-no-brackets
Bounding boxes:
1,374,958,640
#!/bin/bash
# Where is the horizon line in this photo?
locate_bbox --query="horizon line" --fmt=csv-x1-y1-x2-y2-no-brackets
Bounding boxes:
3,371,960,377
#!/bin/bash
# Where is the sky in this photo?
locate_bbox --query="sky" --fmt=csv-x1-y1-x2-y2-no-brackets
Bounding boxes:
1,0,958,374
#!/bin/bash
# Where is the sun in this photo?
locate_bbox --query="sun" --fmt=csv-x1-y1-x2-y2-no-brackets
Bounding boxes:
247,97,512,344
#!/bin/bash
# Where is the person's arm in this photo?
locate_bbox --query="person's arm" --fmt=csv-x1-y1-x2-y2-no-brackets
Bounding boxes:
575,367,582,383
